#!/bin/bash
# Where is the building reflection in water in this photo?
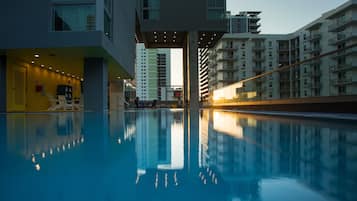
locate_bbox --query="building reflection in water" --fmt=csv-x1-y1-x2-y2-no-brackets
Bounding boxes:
5,113,84,172
134,109,184,188
1,109,356,201
199,110,357,201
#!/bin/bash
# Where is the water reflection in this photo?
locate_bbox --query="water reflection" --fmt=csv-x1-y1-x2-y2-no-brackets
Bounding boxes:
0,109,356,201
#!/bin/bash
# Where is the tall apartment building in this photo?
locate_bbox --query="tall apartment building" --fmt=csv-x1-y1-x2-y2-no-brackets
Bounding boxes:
208,0,357,101
199,11,261,101
136,44,171,101
227,11,261,34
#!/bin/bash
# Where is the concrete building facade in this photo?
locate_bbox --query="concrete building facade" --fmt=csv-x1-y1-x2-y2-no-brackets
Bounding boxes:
208,0,357,102
136,0,227,108
0,0,137,112
200,11,261,101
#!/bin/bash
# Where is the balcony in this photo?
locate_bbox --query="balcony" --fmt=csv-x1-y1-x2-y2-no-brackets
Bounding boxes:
331,64,357,73
279,47,289,52
307,46,321,54
307,34,322,41
332,78,357,86
331,48,357,59
311,70,322,77
329,32,357,45
279,57,289,63
216,67,236,72
252,46,265,51
328,16,355,32
253,56,265,62
253,67,263,73
217,56,235,62
217,46,237,52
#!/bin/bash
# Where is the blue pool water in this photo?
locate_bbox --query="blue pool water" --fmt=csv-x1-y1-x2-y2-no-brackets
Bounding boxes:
0,109,356,201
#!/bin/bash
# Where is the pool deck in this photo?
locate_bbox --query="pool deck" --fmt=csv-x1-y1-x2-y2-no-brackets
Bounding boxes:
228,110,357,121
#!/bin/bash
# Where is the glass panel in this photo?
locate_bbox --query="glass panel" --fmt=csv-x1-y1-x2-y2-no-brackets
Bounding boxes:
104,11,112,39
53,5,96,31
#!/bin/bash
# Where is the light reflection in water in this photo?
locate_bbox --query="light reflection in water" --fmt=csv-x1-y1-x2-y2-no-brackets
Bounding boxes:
0,109,356,201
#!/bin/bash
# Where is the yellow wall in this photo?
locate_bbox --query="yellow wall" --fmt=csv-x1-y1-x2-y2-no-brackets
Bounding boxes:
7,58,81,112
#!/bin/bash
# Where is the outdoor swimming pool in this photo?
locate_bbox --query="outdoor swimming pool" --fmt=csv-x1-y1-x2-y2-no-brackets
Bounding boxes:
0,109,356,201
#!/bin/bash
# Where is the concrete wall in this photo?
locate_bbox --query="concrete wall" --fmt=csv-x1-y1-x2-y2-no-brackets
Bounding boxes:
139,0,226,32
6,58,81,112
0,0,136,77
0,56,6,112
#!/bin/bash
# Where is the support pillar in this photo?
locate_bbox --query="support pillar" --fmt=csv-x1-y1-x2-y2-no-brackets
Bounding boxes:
83,58,108,112
0,56,6,112
109,80,124,110
184,31,199,109
183,42,188,107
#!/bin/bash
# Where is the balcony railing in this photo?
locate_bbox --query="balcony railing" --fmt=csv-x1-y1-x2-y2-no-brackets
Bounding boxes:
330,48,357,59
328,16,355,32
217,46,237,51
332,78,357,86
331,64,357,73
252,46,265,51
217,56,235,62
253,56,265,62
307,34,322,41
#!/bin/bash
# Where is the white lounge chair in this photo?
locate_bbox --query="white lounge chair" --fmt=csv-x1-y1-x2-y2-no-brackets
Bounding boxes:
48,95,73,111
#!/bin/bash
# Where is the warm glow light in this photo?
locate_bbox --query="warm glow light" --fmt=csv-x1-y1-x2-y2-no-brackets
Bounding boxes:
34,54,40,58
213,111,243,139
31,61,35,64
35,164,41,171
213,82,244,101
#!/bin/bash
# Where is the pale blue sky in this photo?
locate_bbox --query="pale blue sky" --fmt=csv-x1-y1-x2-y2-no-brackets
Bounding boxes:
171,0,348,86
227,0,347,34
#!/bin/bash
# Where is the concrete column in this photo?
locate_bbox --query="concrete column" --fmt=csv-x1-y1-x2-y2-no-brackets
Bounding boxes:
183,41,188,107
83,58,108,112
109,80,124,110
186,31,199,109
0,56,6,112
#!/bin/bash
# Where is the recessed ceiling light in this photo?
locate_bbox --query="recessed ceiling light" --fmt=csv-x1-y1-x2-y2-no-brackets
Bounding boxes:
31,61,35,64
40,64,45,68
154,32,157,34
164,40,166,43
200,38,203,40
48,66,53,70
61,71,65,74
67,73,70,77
72,75,75,78
80,78,84,82
164,32,166,34
173,35,176,38
56,69,60,73
214,33,217,36
34,54,40,58
155,40,158,42
211,38,214,40
173,40,176,42
174,32,177,34
154,35,157,38
164,35,167,38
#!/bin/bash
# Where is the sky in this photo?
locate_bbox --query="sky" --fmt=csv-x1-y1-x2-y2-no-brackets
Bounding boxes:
171,0,348,86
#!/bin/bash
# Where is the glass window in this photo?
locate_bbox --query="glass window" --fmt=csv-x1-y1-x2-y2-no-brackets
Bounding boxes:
143,0,160,20
104,11,112,39
53,4,96,31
